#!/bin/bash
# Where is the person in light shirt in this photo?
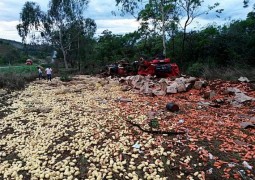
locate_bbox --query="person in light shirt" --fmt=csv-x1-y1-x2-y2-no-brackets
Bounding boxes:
45,67,52,81
37,67,43,80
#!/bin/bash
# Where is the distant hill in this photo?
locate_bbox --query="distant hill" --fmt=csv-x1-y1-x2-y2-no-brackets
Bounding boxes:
0,38,23,49
0,39,21,57
0,38,53,65
0,39,25,65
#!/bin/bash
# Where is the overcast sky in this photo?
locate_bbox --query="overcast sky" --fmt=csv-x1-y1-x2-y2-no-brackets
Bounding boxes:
0,0,254,42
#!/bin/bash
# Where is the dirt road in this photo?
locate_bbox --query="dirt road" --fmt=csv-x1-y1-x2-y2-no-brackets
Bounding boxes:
0,75,254,179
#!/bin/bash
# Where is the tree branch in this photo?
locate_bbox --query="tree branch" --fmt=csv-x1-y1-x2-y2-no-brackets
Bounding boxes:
126,120,186,136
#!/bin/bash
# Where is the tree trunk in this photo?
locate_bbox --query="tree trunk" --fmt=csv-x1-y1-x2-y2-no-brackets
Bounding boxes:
59,28,68,69
181,26,186,65
62,49,68,69
181,18,189,67
172,34,175,58
161,0,166,56
78,36,81,72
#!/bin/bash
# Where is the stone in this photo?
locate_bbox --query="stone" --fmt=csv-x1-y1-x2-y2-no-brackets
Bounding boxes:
194,81,204,90
152,90,166,96
186,77,197,83
167,82,178,94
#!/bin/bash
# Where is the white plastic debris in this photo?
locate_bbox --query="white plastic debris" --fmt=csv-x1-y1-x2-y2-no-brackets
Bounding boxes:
228,162,236,167
132,141,141,149
207,168,213,174
208,153,214,160
238,77,250,82
243,161,253,170
178,119,184,124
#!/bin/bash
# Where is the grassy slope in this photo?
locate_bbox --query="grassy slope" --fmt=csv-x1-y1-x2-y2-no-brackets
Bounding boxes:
0,65,37,74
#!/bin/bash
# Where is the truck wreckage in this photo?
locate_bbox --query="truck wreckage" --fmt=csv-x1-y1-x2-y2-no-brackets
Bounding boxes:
103,57,180,78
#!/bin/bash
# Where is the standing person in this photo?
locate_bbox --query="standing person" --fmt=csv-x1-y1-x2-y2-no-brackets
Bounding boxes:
37,67,43,80
45,67,52,81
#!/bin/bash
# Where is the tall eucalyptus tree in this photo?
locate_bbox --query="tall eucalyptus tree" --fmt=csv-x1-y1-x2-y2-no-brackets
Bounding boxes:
17,0,94,69
137,0,178,56
175,0,221,64
115,0,221,66
116,0,178,56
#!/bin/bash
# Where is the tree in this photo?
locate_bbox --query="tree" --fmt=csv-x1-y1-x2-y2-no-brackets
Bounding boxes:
137,0,178,56
17,0,94,69
115,0,144,16
68,18,97,70
175,0,221,65
95,30,125,65
116,0,179,57
116,0,221,66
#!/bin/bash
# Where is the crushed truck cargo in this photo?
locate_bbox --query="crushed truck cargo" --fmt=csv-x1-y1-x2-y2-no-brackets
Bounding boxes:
103,57,180,78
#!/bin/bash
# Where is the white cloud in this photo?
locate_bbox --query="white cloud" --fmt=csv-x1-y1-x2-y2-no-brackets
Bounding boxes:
0,21,22,42
0,0,48,21
0,0,253,42
96,18,140,35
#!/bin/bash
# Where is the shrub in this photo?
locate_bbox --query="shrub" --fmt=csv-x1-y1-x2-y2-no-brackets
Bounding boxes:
59,68,78,75
60,75,72,82
202,65,255,81
80,64,103,75
58,68,78,82
0,66,37,90
186,62,204,77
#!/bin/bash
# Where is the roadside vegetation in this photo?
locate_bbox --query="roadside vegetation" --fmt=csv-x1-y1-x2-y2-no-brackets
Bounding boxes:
0,66,37,90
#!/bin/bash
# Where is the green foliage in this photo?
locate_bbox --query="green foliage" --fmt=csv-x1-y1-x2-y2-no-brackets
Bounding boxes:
149,119,159,129
115,0,143,16
58,68,77,81
0,65,37,74
95,30,135,66
187,62,204,77
0,56,4,64
59,68,78,75
168,11,255,72
60,75,72,82
17,0,94,69
0,40,27,65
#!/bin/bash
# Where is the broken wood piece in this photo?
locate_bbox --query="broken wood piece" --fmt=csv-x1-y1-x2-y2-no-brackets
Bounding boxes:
127,120,186,136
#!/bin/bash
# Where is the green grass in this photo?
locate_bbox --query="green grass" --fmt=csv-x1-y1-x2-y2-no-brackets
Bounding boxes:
0,65,37,74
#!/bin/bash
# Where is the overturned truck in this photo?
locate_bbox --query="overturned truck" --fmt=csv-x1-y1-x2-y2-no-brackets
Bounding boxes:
105,57,180,78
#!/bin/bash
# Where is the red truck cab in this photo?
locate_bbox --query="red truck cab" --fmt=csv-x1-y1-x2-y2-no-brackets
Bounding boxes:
26,59,33,65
